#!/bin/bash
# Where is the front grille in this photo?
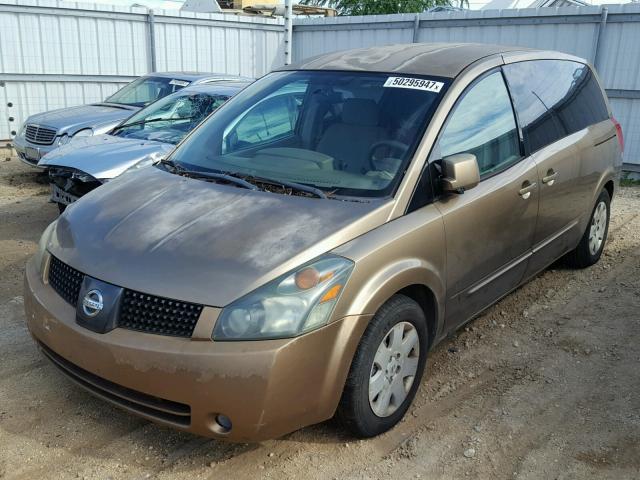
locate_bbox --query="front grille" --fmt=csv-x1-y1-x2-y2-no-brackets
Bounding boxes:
47,255,203,338
38,341,191,427
119,290,203,338
48,255,84,306
25,124,57,145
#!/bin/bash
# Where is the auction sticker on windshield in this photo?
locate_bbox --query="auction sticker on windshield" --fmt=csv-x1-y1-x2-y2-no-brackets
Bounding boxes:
169,79,190,87
384,77,444,93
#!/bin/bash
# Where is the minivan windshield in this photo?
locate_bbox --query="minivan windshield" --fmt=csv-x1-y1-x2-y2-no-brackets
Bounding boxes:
167,71,449,197
111,91,229,144
105,76,192,107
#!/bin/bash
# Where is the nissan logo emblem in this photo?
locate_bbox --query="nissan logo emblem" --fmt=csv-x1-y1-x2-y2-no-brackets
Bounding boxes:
82,289,104,317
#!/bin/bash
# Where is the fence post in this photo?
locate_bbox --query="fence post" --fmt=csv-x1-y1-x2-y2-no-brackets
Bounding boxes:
591,6,608,70
413,13,420,43
284,0,293,65
147,9,157,72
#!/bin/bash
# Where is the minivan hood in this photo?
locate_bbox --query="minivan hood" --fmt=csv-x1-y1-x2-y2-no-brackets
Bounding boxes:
48,167,389,307
39,134,174,179
26,103,138,135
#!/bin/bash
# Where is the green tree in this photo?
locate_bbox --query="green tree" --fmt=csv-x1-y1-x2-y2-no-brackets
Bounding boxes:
299,0,466,15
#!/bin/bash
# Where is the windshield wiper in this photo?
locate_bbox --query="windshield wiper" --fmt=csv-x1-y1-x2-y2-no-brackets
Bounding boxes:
242,174,327,199
185,171,258,191
112,116,197,132
158,160,325,198
161,161,258,191
92,102,136,110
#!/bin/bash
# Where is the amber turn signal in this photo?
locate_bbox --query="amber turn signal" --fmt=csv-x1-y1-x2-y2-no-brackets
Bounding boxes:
320,284,342,303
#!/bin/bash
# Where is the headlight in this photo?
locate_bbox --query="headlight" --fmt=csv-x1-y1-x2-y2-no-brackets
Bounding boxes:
123,153,163,174
17,124,26,137
73,128,93,138
58,134,70,146
34,220,57,275
213,255,354,341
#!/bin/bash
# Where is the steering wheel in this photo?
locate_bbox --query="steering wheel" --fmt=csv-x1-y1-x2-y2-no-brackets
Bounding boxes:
368,140,410,171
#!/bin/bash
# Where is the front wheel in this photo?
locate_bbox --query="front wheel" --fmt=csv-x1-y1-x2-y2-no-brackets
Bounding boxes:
337,294,428,438
565,189,610,268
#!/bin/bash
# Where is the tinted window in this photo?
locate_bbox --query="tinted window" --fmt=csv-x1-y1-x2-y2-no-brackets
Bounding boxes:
438,71,520,176
503,60,609,154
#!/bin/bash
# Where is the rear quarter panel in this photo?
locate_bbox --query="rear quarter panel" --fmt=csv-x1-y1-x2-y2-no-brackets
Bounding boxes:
574,119,621,233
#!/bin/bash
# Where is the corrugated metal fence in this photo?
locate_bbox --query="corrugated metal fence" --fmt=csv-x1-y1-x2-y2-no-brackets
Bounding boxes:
0,0,284,140
293,4,640,167
1,1,639,166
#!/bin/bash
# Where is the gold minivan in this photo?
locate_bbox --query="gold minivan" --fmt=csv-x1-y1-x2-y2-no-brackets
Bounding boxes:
24,43,623,442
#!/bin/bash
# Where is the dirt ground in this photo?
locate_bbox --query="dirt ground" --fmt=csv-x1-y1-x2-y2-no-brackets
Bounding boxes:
0,150,638,480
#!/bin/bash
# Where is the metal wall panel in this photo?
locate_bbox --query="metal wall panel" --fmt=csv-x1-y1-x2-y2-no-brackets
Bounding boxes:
1,0,284,141
293,4,640,165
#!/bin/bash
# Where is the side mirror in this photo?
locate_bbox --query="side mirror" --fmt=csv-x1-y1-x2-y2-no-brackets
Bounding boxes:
441,153,480,193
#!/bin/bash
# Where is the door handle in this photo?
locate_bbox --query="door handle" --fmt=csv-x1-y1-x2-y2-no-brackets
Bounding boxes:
542,169,558,186
518,181,537,200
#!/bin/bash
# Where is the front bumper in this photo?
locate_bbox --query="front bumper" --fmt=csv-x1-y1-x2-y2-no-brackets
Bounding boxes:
23,257,370,441
48,167,102,205
12,135,55,168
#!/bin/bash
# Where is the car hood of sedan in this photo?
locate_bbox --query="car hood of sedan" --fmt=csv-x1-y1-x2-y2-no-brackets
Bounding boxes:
47,167,389,307
26,103,138,135
39,135,175,179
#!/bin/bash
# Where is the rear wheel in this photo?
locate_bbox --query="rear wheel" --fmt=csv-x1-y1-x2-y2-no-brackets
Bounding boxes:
337,294,428,438
565,189,610,268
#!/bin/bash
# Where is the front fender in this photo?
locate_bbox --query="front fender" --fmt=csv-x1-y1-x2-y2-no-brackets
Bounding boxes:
345,258,444,322
331,204,447,342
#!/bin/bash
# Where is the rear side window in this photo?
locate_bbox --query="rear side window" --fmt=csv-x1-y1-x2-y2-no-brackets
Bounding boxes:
438,71,520,177
503,60,609,154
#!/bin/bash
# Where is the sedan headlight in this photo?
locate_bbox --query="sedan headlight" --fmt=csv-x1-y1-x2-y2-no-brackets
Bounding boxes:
123,152,164,174
34,220,57,275
58,134,70,146
73,128,93,138
213,255,354,341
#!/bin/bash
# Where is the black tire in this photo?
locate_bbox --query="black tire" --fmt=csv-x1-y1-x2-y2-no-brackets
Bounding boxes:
565,189,610,268
337,294,429,438
57,203,66,214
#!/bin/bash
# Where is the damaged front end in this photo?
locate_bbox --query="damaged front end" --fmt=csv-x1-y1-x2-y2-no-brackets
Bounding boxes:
48,167,103,208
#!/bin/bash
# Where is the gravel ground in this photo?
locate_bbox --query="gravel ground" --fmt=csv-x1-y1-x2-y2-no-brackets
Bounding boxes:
1,151,639,480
